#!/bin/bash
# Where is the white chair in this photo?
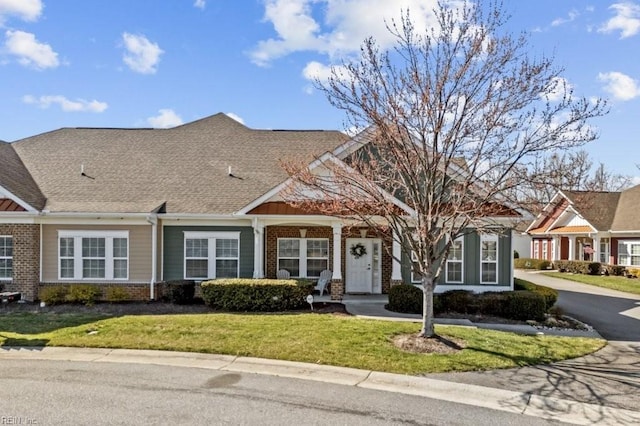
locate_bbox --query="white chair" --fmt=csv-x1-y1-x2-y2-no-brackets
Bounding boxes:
276,269,290,279
314,269,333,296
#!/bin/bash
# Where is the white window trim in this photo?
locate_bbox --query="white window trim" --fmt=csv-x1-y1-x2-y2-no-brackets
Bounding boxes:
618,240,640,267
445,237,464,284
410,250,422,284
533,240,539,259
57,230,129,281
542,241,548,261
600,238,610,264
0,235,12,281
277,237,329,278
480,234,499,284
183,231,240,280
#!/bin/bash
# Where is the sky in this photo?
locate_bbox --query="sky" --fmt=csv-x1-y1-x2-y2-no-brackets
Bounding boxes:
1,0,639,182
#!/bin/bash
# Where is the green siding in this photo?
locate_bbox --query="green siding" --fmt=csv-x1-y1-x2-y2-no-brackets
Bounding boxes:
163,226,254,281
401,229,513,289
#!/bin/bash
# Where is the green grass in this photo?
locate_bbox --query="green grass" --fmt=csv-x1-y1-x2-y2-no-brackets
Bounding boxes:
542,272,640,295
0,312,604,375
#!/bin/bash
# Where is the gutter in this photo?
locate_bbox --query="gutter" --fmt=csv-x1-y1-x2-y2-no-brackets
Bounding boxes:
147,214,158,300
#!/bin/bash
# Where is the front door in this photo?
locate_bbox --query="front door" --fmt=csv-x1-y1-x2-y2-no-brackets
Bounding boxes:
345,238,381,293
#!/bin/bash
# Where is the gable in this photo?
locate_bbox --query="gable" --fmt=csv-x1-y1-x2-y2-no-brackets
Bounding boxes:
0,198,26,212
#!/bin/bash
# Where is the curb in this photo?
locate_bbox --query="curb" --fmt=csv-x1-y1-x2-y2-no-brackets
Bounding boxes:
2,346,638,425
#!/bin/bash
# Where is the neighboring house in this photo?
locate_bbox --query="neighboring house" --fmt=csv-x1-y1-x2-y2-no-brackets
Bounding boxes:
0,113,520,301
526,186,640,266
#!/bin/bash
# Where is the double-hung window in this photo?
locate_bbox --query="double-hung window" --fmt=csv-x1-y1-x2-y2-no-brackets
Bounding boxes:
0,236,12,280
184,232,240,279
58,231,129,280
618,241,640,266
599,238,610,264
411,250,423,283
277,238,329,278
480,234,498,284
445,237,464,283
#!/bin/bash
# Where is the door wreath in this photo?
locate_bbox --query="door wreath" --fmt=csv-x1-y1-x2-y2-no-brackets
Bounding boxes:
350,242,367,259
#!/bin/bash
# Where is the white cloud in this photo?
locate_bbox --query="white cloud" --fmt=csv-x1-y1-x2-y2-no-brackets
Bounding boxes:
194,0,206,9
23,95,108,112
250,0,444,66
147,109,183,128
598,2,640,38
122,32,163,74
0,0,42,23
632,175,640,185
226,112,245,124
598,71,640,101
4,30,59,69
551,9,579,27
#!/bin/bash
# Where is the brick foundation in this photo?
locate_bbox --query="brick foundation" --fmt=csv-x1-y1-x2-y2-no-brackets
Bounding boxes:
330,279,344,300
0,224,40,301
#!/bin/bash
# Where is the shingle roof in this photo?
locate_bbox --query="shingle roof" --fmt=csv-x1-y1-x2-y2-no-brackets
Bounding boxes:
610,185,640,231
12,113,348,214
0,140,46,210
562,190,621,231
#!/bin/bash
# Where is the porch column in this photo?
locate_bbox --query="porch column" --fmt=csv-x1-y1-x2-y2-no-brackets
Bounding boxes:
593,236,600,263
331,223,342,280
391,230,403,284
568,237,575,261
252,219,265,278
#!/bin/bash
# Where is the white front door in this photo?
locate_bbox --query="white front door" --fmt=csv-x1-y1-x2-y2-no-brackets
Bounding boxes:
345,238,381,293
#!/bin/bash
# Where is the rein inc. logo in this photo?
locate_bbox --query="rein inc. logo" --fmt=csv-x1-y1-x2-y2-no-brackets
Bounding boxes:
1,416,38,424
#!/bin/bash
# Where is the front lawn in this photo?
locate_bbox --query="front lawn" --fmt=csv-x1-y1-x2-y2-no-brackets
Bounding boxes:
542,272,640,295
0,312,604,375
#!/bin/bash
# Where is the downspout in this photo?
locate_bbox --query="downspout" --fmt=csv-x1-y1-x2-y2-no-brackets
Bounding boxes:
147,214,158,300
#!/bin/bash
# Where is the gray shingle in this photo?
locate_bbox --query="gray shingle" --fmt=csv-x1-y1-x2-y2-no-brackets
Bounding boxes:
0,141,46,210
12,113,347,214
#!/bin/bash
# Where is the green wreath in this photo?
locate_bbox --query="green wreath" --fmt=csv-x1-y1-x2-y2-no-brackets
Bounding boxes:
350,242,367,259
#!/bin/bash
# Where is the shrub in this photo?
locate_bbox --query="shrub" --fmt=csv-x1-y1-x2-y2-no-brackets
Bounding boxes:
439,290,475,314
502,291,546,321
555,260,600,275
514,258,551,270
514,278,558,311
587,262,601,275
476,292,506,317
627,268,640,278
40,286,69,305
387,284,423,313
605,264,626,276
161,280,196,305
105,286,129,303
200,278,314,312
66,284,102,306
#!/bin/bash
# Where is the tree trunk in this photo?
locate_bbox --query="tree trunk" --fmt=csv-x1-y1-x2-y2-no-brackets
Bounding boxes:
420,273,435,338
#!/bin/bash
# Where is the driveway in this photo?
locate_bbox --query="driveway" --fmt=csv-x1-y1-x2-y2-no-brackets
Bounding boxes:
427,270,640,413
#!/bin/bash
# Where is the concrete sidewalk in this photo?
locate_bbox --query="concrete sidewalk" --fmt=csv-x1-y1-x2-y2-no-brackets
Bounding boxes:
2,346,638,425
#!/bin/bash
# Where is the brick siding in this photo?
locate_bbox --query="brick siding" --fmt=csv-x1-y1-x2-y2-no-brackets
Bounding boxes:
0,224,40,301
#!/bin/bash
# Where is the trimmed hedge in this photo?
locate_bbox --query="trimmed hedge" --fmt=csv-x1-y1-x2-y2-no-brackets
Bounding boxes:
605,264,626,276
554,260,601,275
514,278,558,311
40,286,69,305
387,284,423,313
514,258,551,270
201,278,314,312
387,286,548,321
160,280,196,305
65,284,102,306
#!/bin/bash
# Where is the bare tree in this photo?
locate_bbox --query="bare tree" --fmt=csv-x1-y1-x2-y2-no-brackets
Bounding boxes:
283,0,607,338
585,162,632,192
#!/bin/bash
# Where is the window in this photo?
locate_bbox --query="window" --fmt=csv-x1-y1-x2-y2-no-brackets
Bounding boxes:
58,231,128,280
277,238,329,278
533,240,539,259
446,237,464,283
0,236,12,280
480,234,498,284
618,241,640,266
184,232,240,279
542,241,548,261
599,238,610,264
411,250,423,283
